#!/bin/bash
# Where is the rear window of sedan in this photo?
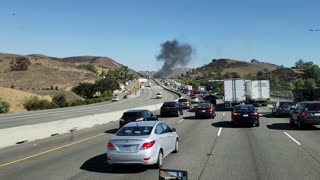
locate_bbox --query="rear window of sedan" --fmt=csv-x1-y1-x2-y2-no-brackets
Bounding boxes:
198,103,211,108
122,112,143,120
279,102,295,106
305,103,320,111
191,97,197,99
116,126,153,136
178,99,188,102
162,102,176,107
235,105,255,112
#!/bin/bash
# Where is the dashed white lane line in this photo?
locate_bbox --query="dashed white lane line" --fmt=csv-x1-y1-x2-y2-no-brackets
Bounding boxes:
284,132,301,146
178,119,184,123
217,127,222,136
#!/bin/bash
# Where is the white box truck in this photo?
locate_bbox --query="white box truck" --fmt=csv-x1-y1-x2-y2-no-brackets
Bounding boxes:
224,79,246,109
245,80,270,106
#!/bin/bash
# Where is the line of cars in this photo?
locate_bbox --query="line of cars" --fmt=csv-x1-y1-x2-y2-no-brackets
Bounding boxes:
271,100,320,129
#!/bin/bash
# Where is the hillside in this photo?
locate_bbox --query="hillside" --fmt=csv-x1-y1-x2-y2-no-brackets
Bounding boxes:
0,53,139,90
0,87,51,112
187,59,280,80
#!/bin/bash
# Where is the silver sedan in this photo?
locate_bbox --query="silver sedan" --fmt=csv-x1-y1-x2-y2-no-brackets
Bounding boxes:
106,121,179,168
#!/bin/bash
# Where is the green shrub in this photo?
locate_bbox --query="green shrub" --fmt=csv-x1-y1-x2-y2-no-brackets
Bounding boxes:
55,86,59,90
23,96,52,111
50,85,54,90
0,98,10,113
10,57,31,71
10,84,15,89
52,93,69,108
69,99,85,106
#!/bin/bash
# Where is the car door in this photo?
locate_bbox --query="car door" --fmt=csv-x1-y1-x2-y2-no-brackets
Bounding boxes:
161,123,175,155
154,124,168,154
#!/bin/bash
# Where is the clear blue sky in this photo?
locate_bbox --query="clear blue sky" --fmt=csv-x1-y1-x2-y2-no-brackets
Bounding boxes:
1,0,320,71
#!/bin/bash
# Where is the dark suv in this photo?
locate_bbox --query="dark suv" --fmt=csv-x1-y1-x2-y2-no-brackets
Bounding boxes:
178,98,191,109
119,109,158,128
160,101,182,117
272,101,296,117
290,101,320,129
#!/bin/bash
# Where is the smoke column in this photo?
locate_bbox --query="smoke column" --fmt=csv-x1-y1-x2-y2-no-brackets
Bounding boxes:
155,40,193,78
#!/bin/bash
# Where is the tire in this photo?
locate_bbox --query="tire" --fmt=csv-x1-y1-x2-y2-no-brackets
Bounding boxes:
173,139,179,153
256,122,260,127
231,121,235,127
154,151,163,168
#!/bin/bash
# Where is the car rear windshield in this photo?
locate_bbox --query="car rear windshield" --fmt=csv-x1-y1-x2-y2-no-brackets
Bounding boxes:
163,102,176,107
178,99,188,102
116,126,153,136
122,112,142,120
156,93,161,95
235,105,255,112
198,103,211,108
279,102,295,106
191,97,197,99
305,103,320,111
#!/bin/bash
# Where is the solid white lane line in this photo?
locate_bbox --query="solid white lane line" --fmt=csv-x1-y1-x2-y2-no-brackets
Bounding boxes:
217,127,222,136
284,132,301,146
178,119,184,123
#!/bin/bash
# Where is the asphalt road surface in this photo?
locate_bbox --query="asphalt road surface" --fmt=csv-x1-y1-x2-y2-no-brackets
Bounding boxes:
1,101,320,180
0,79,178,129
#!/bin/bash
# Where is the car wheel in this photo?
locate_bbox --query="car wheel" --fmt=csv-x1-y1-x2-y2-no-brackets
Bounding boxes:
231,121,235,127
289,116,294,126
173,139,179,153
154,151,163,168
256,122,260,127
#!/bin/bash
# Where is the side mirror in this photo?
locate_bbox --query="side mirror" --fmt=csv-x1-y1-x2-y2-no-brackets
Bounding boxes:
159,169,187,180
171,128,176,132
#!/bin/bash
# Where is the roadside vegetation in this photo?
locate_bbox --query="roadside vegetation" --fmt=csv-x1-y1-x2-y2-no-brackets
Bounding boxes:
0,97,10,113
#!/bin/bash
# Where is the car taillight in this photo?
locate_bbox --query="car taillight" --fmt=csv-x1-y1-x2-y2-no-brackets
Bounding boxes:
278,107,283,111
107,142,114,150
233,112,240,116
208,108,213,112
300,111,306,118
141,140,155,150
250,112,258,116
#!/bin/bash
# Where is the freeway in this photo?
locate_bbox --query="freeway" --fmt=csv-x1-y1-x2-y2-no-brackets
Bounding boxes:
0,79,178,129
1,101,320,180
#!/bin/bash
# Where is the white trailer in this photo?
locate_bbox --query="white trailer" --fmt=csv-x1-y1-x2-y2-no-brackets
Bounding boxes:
186,85,193,91
245,80,270,106
224,79,246,109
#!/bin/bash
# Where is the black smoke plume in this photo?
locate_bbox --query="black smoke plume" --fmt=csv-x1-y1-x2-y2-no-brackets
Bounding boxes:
155,40,193,78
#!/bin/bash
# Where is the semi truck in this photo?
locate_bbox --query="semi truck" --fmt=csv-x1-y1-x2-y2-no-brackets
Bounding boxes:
224,79,246,109
245,80,270,106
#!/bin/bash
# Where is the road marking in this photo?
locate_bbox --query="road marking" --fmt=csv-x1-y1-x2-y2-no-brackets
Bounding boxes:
284,132,301,146
178,119,184,123
217,127,222,136
0,133,105,168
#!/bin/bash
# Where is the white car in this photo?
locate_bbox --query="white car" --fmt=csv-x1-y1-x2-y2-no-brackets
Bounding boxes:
156,92,162,99
190,96,200,104
112,96,119,102
107,121,179,168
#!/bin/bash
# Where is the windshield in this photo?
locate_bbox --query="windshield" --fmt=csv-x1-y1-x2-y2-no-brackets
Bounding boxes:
116,126,153,136
305,103,320,111
279,102,295,106
162,102,176,107
178,99,188,102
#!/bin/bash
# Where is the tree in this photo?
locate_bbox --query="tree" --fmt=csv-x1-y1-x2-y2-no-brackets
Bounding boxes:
295,59,304,68
224,72,232,79
0,98,10,113
95,77,119,94
243,73,254,80
256,71,264,80
304,78,317,89
52,93,69,107
303,65,320,80
10,57,31,71
294,79,305,90
72,82,96,98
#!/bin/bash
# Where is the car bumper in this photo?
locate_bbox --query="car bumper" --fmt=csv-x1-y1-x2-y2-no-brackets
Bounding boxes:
301,119,320,125
195,112,213,117
106,149,158,165
161,110,178,116
232,117,259,124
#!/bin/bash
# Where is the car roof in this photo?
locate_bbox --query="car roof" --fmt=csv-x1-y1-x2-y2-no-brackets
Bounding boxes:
299,101,320,104
235,104,254,107
124,121,159,127
125,109,148,113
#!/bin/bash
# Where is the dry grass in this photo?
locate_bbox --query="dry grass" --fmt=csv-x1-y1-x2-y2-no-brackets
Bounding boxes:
0,87,51,113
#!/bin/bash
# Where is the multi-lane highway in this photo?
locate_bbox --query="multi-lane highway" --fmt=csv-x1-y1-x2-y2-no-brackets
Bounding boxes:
0,79,178,129
1,99,320,180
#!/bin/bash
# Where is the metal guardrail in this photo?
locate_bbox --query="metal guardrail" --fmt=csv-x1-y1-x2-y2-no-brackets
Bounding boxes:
270,90,293,100
152,79,182,98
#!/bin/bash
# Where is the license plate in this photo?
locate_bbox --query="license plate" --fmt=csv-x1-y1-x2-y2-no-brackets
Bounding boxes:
202,110,206,112
314,113,320,116
243,114,249,117
120,145,136,151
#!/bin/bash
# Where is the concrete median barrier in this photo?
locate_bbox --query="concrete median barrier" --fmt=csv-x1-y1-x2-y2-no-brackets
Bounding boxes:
0,103,164,149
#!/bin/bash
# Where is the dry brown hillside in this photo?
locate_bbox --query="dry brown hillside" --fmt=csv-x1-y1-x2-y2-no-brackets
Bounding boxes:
0,87,51,112
189,59,280,79
0,53,138,90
